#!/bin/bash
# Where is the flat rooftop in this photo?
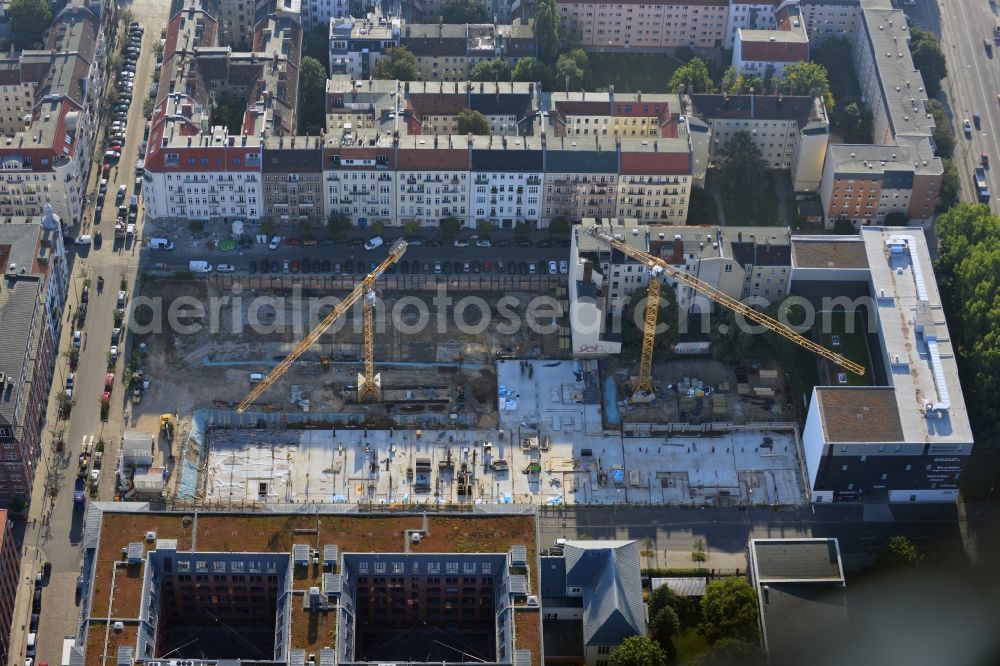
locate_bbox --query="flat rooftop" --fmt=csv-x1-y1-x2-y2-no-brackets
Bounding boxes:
751,538,845,582
861,228,973,445
815,387,903,443
81,506,540,666
791,237,870,270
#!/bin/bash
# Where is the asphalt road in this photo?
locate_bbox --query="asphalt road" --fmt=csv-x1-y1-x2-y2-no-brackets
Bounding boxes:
143,233,572,276
17,3,171,665
905,0,1000,208
536,503,987,573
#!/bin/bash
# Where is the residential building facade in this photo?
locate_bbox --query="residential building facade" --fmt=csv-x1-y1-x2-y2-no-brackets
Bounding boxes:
399,22,536,82
0,209,67,502
0,510,19,664
557,0,729,50
732,5,809,78
262,136,324,225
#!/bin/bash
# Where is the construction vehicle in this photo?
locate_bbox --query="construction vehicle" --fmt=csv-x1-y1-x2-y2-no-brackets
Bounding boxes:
584,227,865,401
159,414,174,441
237,239,408,412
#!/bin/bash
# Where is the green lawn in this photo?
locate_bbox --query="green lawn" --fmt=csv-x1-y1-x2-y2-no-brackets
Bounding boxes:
819,310,873,386
584,53,680,93
674,627,710,664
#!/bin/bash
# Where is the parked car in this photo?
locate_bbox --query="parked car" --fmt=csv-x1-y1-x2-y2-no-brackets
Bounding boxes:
284,237,301,246
32,589,41,612
515,239,532,248
321,259,331,272
65,373,75,399
364,235,384,250
270,260,280,273
249,260,258,273
104,373,114,394
73,330,82,348
476,239,491,247
268,235,282,250
983,152,990,168
548,260,558,274
964,119,973,138
495,240,512,248
454,239,469,247
559,260,568,274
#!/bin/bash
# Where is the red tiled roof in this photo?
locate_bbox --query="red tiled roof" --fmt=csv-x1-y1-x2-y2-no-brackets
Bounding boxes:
396,147,469,170
619,150,691,175
741,39,808,63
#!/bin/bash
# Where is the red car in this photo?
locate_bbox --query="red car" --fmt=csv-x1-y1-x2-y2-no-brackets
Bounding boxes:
284,237,301,246
290,259,300,272
102,163,111,176
483,259,491,271
104,373,114,393
101,391,110,406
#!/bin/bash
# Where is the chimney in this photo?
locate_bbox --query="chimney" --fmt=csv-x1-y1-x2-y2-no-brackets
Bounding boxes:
637,89,641,103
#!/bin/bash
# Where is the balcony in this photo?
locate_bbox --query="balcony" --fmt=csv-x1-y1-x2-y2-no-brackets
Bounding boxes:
526,176,541,186
407,185,425,193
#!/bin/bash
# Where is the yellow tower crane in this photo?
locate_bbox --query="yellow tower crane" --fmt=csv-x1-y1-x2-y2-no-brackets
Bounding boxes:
236,239,408,413
585,227,865,399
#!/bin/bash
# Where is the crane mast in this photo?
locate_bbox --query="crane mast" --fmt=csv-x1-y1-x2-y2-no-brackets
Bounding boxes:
585,227,866,380
236,239,408,413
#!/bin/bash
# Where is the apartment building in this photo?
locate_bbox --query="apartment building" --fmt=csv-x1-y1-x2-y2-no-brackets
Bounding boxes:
557,0,729,50
797,0,860,45
263,136,324,225
395,134,471,227
329,16,399,78
216,0,286,49
793,230,973,502
724,0,777,48
733,4,809,78
550,90,679,139
0,0,111,227
469,134,543,228
687,93,829,192
405,80,537,136
143,0,301,222
542,138,619,222
73,509,542,666
0,208,67,502
816,2,939,226
0,510,19,664
400,21,536,82
323,130,397,228
568,218,786,355
303,0,350,29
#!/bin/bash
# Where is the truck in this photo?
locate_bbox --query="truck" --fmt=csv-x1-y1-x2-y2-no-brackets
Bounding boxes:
115,220,126,238
189,260,213,273
148,237,174,250
975,167,991,202
73,478,85,507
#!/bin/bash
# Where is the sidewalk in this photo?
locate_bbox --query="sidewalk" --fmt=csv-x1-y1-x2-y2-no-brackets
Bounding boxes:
7,545,42,666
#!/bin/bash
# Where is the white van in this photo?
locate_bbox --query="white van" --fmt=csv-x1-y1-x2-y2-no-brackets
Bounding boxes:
249,372,265,383
26,633,36,657
215,263,236,273
188,260,212,273
148,238,174,250
364,235,384,251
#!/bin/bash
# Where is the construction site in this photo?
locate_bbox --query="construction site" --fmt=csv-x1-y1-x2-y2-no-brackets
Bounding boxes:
118,232,878,508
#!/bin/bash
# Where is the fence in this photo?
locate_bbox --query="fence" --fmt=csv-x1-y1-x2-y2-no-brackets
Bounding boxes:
204,273,567,292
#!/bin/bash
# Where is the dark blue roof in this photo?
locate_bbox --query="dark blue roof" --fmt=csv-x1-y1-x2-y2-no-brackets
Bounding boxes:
546,149,617,173
471,149,543,171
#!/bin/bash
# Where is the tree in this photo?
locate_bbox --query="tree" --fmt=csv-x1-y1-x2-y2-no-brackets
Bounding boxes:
884,211,909,226
456,109,490,135
694,638,764,666
512,57,550,83
9,496,26,516
471,57,512,82
716,132,770,222
777,61,834,109
370,220,385,236
668,57,714,94
721,66,762,95
548,216,571,235
876,535,923,569
649,606,680,661
373,47,418,81
686,186,717,225
555,49,589,90
298,56,328,134
9,0,52,50
833,218,856,235
829,101,872,143
700,578,759,644
927,99,955,159
440,0,488,23
534,0,559,66
440,216,462,240
403,221,422,238
303,24,331,74
609,636,666,666
909,28,947,98
514,221,531,237
327,212,351,239
937,158,959,213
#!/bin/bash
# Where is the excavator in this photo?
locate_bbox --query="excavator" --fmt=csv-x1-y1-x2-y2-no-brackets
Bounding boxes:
584,227,865,401
236,239,408,413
